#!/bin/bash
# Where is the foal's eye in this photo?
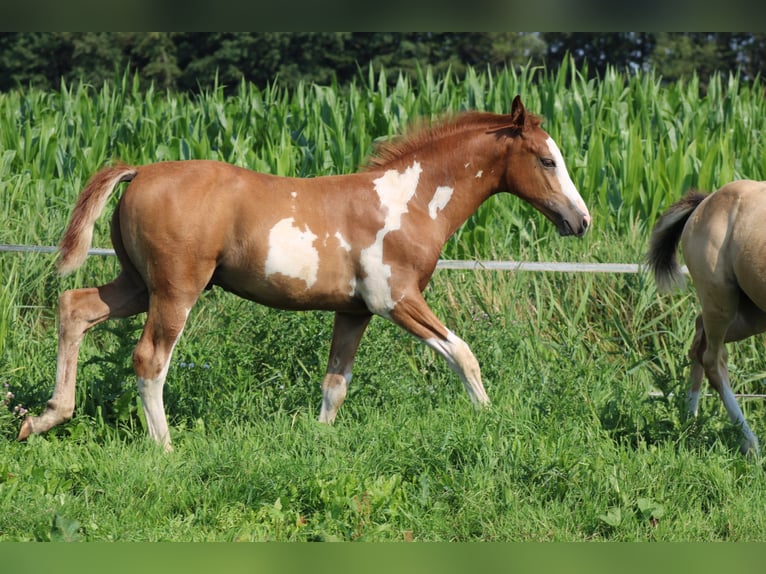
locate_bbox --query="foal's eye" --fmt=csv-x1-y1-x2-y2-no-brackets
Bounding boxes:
540,157,556,169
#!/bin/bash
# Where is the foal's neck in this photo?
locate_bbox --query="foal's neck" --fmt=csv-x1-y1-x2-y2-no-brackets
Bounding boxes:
420,147,505,240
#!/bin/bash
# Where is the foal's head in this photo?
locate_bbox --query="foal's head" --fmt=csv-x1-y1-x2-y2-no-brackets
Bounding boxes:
501,96,590,237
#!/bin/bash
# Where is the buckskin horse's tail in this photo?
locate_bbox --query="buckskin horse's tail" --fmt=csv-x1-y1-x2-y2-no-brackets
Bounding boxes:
57,164,138,276
647,189,708,293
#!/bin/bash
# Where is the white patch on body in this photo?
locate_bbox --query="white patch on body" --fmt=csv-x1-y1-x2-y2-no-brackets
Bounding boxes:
545,136,590,218
475,170,483,178
358,161,422,315
332,231,355,295
264,217,319,288
428,186,453,219
335,231,352,251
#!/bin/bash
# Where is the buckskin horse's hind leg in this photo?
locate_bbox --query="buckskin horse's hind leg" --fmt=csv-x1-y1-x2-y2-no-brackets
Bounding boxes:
687,314,706,418
697,289,762,455
18,273,148,441
388,292,490,407
318,312,372,423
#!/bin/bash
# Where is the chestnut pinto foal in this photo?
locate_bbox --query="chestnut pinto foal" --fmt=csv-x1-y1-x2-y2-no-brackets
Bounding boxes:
649,181,766,455
19,96,590,450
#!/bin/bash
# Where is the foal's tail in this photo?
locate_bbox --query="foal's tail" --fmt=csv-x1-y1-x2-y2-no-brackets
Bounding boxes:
647,190,708,293
57,164,138,276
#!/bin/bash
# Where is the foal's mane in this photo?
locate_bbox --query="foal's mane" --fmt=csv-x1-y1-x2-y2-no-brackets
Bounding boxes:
364,111,544,170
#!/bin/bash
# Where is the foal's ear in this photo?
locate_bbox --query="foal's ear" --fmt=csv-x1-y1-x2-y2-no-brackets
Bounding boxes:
510,95,526,130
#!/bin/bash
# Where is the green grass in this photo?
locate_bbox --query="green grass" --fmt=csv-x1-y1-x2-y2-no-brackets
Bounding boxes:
2,62,766,541
3,269,765,541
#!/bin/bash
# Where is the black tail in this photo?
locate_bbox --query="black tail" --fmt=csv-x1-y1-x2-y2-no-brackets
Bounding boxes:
647,190,707,292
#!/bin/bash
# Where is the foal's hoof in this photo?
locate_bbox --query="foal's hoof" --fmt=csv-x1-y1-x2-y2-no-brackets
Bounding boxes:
17,417,34,442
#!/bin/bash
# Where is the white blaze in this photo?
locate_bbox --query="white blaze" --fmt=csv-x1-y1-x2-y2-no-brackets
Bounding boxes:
428,185,453,219
359,161,422,315
264,217,319,288
545,136,590,218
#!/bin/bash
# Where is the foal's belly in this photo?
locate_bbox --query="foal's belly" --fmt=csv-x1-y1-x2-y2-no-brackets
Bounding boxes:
211,265,368,313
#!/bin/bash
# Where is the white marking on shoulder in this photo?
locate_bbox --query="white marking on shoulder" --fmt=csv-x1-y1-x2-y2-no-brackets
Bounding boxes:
475,170,483,179
428,185,453,219
545,137,589,216
346,276,357,297
330,231,354,295
359,161,422,315
335,231,351,252
264,217,319,288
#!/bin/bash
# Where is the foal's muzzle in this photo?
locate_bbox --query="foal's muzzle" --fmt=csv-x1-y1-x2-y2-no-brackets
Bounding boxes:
558,211,591,237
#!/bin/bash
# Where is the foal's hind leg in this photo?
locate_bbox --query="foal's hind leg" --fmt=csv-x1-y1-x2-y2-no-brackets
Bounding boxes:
318,312,372,423
18,273,148,441
388,292,490,407
132,293,199,451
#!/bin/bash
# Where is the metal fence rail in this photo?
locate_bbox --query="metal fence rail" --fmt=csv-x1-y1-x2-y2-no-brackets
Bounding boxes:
436,259,648,273
1,243,690,275
0,244,115,256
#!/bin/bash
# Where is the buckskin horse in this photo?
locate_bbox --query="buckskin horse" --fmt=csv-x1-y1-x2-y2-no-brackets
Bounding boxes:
19,96,590,450
648,180,766,455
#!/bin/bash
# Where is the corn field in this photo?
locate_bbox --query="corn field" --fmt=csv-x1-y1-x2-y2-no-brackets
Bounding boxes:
2,59,765,253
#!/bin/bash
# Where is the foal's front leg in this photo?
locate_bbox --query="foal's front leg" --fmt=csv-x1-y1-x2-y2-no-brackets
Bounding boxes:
318,312,372,423
389,292,490,407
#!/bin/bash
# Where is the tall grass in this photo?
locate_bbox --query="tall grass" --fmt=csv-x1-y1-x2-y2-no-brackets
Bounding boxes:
2,61,766,541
